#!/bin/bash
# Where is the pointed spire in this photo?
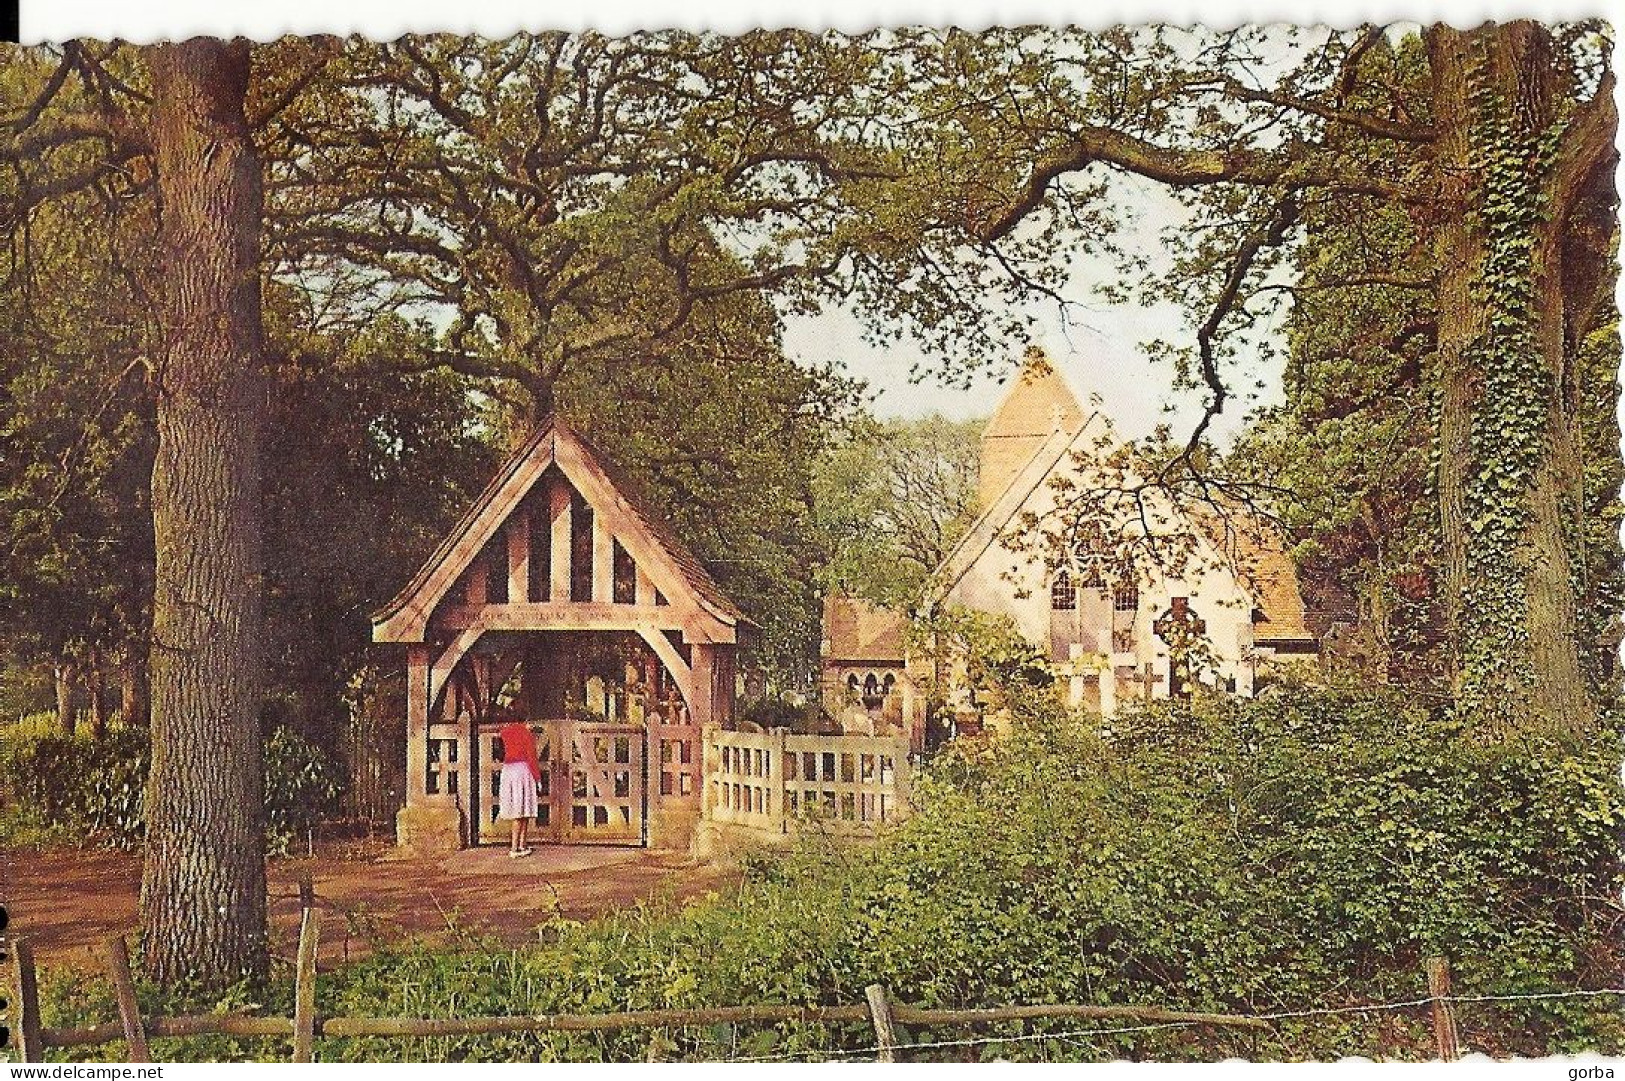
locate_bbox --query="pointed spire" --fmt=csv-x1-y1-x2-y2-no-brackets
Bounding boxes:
977,345,1085,511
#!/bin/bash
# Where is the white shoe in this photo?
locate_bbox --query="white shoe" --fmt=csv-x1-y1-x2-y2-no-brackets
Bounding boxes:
510,847,533,858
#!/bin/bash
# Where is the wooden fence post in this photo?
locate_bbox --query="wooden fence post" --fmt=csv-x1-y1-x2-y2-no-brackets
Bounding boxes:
1425,955,1460,1061
104,936,150,1062
292,893,320,1063
768,728,787,834
12,937,42,1062
864,983,898,1063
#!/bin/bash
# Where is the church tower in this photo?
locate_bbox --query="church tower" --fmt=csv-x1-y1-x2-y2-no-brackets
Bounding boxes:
977,345,1085,511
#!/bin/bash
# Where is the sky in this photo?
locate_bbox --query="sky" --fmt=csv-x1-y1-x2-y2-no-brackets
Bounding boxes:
781,172,1276,445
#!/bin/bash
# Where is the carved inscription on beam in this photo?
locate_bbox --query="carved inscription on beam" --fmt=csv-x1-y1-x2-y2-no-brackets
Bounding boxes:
435,602,734,643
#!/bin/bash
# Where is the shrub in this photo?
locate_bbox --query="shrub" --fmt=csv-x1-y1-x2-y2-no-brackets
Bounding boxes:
0,723,148,847
264,724,343,855
30,686,1625,1061
738,695,828,732
0,721,343,853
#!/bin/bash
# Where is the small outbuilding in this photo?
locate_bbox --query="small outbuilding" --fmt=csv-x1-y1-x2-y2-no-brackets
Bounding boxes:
372,416,753,855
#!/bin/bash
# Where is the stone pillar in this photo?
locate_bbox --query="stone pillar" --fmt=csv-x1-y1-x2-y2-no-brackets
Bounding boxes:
1099,660,1117,719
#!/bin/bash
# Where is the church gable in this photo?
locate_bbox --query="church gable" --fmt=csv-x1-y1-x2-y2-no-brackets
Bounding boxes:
976,347,1088,511
372,417,746,645
930,358,1316,661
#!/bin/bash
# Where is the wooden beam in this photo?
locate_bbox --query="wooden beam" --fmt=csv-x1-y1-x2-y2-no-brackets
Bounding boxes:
507,508,530,603
549,475,572,602
636,627,695,717
435,602,732,642
13,937,43,1062
105,935,151,1062
635,564,655,606
553,435,711,623
592,512,614,603
464,552,487,605
405,645,431,804
865,984,899,1063
690,644,716,727
371,436,556,643
293,905,319,1063
429,624,486,710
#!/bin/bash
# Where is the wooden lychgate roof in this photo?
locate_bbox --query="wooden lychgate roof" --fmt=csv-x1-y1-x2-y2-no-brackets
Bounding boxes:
371,415,751,645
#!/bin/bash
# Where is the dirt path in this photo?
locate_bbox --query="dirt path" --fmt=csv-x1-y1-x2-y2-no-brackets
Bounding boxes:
1,839,740,973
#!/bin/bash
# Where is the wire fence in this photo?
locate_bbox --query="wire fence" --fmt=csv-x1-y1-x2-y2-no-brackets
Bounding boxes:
735,988,1625,1063
8,899,1623,1065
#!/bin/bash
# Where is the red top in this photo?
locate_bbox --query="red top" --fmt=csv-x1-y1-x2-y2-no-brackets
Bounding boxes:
499,721,542,782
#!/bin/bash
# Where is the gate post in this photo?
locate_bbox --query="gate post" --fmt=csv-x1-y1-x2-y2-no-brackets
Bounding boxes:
768,728,788,834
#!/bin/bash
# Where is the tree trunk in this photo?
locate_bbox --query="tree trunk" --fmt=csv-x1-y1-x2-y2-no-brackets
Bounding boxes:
119,645,150,727
54,662,78,738
139,39,270,988
1424,23,1600,736
87,661,109,740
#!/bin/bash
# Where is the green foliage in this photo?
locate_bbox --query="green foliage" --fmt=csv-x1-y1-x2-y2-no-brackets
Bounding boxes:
1230,36,1446,686
908,606,1055,716
259,297,496,754
555,293,860,688
37,686,1621,1061
0,722,148,847
0,720,343,853
262,724,343,856
1451,65,1566,724
814,413,982,609
737,695,829,733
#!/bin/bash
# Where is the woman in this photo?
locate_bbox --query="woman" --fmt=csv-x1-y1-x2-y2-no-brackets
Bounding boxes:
496,709,541,858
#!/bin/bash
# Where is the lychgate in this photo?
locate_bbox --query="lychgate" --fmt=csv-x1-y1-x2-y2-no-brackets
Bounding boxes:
372,416,750,855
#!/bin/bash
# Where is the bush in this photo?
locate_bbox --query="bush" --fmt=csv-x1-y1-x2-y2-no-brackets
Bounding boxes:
0,720,342,853
738,695,828,732
31,686,1625,1061
264,724,343,855
0,722,148,847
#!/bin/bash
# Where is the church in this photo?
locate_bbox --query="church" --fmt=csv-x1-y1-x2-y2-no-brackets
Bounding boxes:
820,348,1319,740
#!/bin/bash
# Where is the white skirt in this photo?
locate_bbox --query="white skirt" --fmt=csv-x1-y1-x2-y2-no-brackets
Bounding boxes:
499,760,539,820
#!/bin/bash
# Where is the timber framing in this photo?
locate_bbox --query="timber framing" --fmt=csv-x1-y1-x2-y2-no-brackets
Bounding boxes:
376,415,754,854
371,415,752,647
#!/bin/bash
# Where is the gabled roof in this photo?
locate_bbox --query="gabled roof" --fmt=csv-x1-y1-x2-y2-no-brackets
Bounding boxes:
930,419,1316,643
1187,502,1316,644
822,595,908,664
978,349,1086,511
932,422,1086,603
371,415,749,643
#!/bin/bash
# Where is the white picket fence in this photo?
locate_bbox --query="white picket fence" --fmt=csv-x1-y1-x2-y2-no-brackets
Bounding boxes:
704,726,911,835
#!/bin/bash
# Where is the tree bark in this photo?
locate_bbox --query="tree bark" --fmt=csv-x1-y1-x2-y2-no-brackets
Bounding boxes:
139,39,270,988
1423,22,1602,735
87,661,109,739
1424,26,1480,689
54,662,78,738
